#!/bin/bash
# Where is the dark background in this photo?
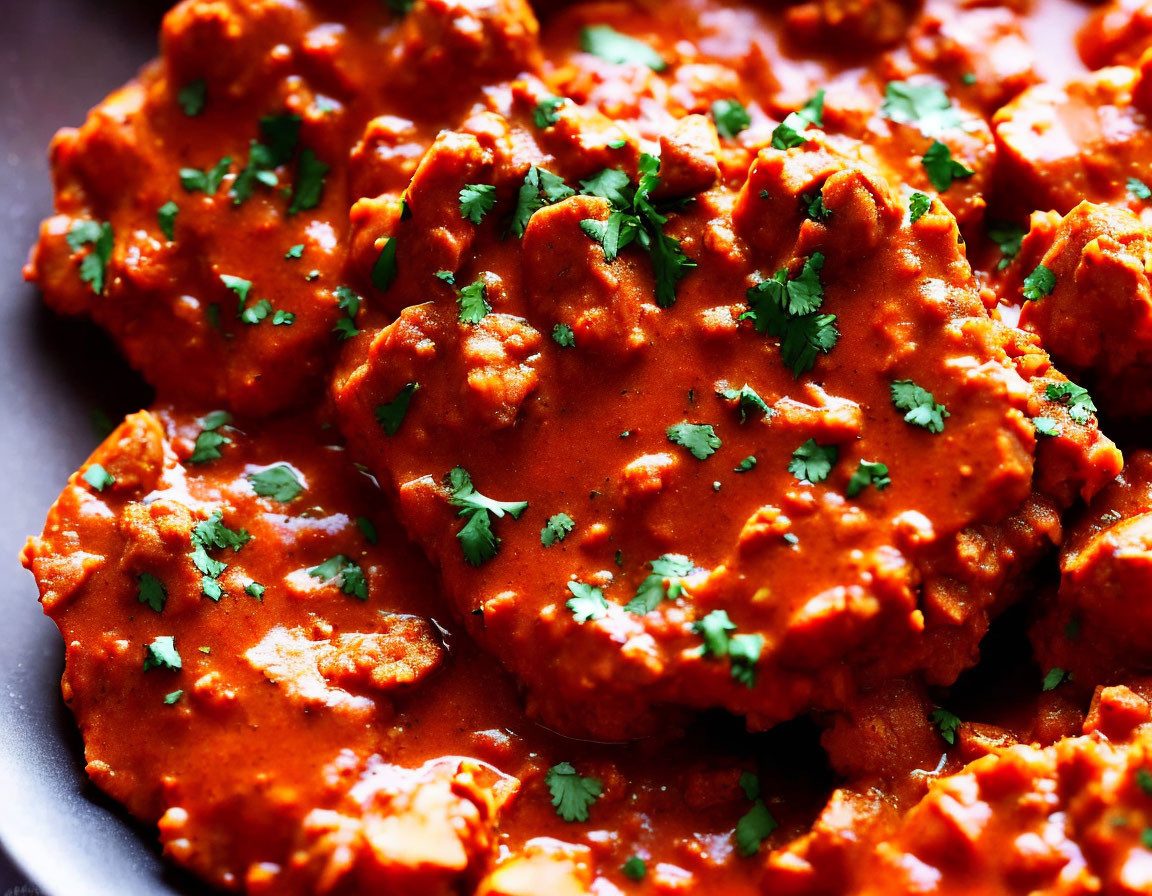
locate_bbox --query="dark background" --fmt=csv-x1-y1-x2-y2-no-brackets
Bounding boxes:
0,2,215,893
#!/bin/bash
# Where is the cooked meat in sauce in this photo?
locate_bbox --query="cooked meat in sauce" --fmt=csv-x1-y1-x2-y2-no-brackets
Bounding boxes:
19,0,1152,892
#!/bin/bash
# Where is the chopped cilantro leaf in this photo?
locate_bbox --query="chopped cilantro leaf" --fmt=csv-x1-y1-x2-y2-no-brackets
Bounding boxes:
240,298,272,324
1032,416,1061,437
220,274,252,311
846,460,890,497
1042,667,1067,691
177,79,207,116
447,467,527,566
457,278,491,324
546,762,603,822
67,220,114,295
247,464,303,502
580,24,666,71
667,422,721,460
375,382,419,436
435,270,456,285
1128,177,1152,200
541,513,575,546
273,309,295,325
230,115,302,205
456,511,497,566
163,690,184,705
137,573,167,613
512,166,575,237
334,285,362,340
622,856,647,881
788,438,837,484
625,554,694,614
533,94,567,128
580,210,642,263
1045,381,1096,424
881,81,963,136
922,140,974,191
459,183,497,224
728,633,763,687
1137,769,1152,796
988,222,1026,271
157,201,179,241
741,254,838,375
567,581,609,622
180,156,232,195
357,516,378,545
803,189,832,222
372,236,398,291
930,708,961,745
143,636,181,672
244,581,265,600
1023,264,1056,301
552,323,576,347
736,801,778,856
288,149,328,214
770,91,825,150
909,192,931,223
740,772,760,801
193,510,251,552
82,463,115,492
719,384,773,423
188,421,232,464
712,98,751,139
308,555,369,600
735,455,757,473
285,243,304,259
580,168,633,207
890,380,950,433
694,609,737,657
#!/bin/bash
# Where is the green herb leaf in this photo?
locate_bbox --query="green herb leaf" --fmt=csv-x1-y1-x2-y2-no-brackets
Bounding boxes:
736,800,778,856
512,166,576,237
546,762,603,822
770,91,825,150
357,516,378,545
541,513,575,546
735,455,757,473
459,183,497,224
285,243,304,259
1032,416,1061,437
289,149,329,214
622,856,647,881
625,554,694,614
846,460,891,497
742,255,838,375
375,382,419,436
240,298,272,324
192,510,251,552
988,222,1026,271
890,380,950,433
163,689,184,705
180,156,232,195
244,581,265,600
693,609,737,657
137,573,167,613
552,323,576,347
567,581,609,622
177,79,207,116
1137,768,1152,796
789,439,837,484
803,189,832,222
930,708,961,745
579,168,634,207
719,384,773,423
712,99,751,139
667,422,721,460
308,555,368,600
533,94,567,128
157,201,179,240
188,411,232,464
1023,264,1056,301
67,220,114,294
82,463,115,492
273,309,295,325
143,636,182,672
448,467,527,566
580,24,666,71
881,81,963,136
1042,667,1066,691
1128,177,1152,200
922,140,974,192
1044,381,1096,424
372,237,398,291
909,192,931,223
457,278,491,324
247,464,304,502
334,285,362,340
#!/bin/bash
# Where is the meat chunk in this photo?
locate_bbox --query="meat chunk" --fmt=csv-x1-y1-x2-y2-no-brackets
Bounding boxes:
784,0,922,50
1079,0,1152,69
1016,202,1152,418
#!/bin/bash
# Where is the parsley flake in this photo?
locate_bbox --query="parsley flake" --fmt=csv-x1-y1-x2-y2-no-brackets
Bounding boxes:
788,439,837,484
846,460,890,497
712,99,751,139
177,79,207,116
1044,381,1096,424
567,581,609,622
247,465,304,502
459,183,497,224
546,762,603,822
922,141,974,192
988,222,1026,270
770,91,825,150
457,278,491,324
909,192,931,223
692,609,763,687
541,513,575,547
625,554,694,614
288,149,329,214
157,201,179,241
285,243,304,259
552,323,576,347
82,463,115,492
375,382,419,436
736,800,778,856
308,555,369,600
137,573,167,613
741,253,839,375
930,708,961,745
372,237,398,291
718,384,773,423
580,24,666,71
512,166,575,237
244,581,265,600
735,455,757,473
188,410,232,464
180,156,232,195
533,94,567,128
163,690,184,705
1042,667,1066,691
447,467,527,566
1023,264,1056,301
143,636,181,672
667,422,721,460
67,220,114,295
890,380,950,433
334,285,362,340
1032,416,1062,437
881,81,963,136
357,516,378,545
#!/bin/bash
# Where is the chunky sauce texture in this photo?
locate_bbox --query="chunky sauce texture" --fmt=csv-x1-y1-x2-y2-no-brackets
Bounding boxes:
20,0,1152,893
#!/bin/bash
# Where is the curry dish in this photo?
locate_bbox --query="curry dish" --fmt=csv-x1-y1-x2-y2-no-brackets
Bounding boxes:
18,0,1152,893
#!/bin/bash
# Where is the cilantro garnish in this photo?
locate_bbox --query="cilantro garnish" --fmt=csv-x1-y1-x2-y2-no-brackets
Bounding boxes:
692,609,763,687
987,222,1025,270
512,166,576,237
241,299,272,324
890,380,950,433
1128,177,1152,200
180,156,232,195
580,24,666,71
1042,667,1066,691
770,91,824,150
231,114,301,205
457,278,491,324
735,799,777,856
788,438,837,484
189,509,249,601
625,554,694,614
567,581,609,622
921,141,974,192
929,708,961,745
735,455,757,473
741,253,839,375
580,168,633,207
909,192,931,223
244,581,265,600
273,310,295,325
1023,264,1056,301
372,237,398,291
82,463,115,493
333,285,362,340
188,410,232,464
247,465,303,502
1032,416,1061,437
385,0,415,13
881,81,963,136
533,94,567,128
308,555,368,600
622,856,646,880
802,189,832,222
157,201,179,241
375,382,419,436
541,513,575,546
285,243,304,259
177,79,207,116
667,422,721,460
718,384,773,423
546,762,603,822
712,99,751,139
846,460,890,497
143,636,181,672
288,149,329,214
67,220,114,295
357,516,378,545
552,323,576,347
137,573,167,613
459,183,497,224
1137,769,1152,796
447,467,527,566
1044,381,1096,424
221,274,252,310
163,690,184,705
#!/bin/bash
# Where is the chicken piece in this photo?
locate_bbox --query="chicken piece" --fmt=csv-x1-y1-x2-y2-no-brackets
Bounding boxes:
1015,202,1152,418
784,0,923,50
1079,0,1152,69
332,111,1120,741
